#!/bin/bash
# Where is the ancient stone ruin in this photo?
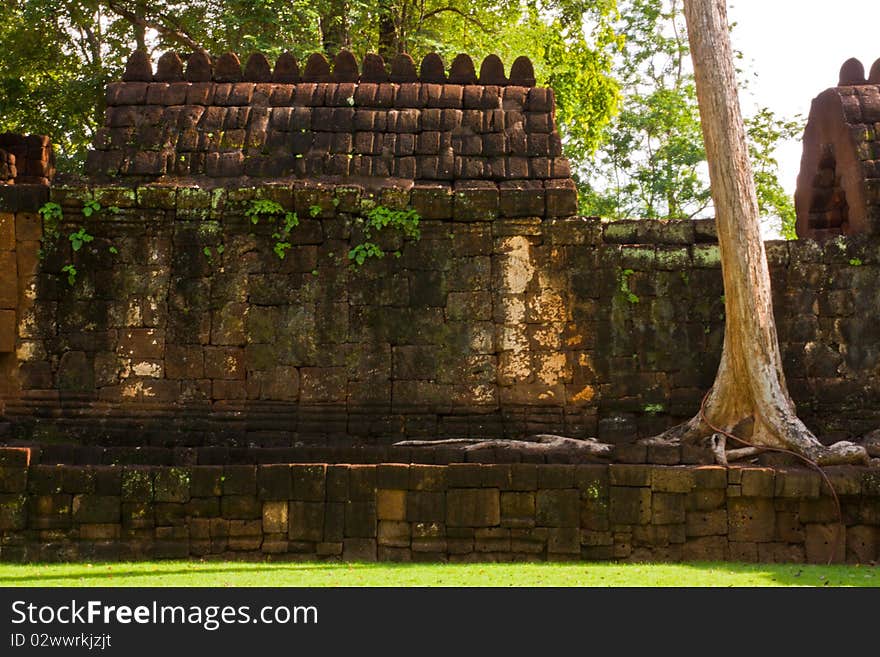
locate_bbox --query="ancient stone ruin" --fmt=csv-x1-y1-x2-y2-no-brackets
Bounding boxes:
0,50,878,564
795,57,880,240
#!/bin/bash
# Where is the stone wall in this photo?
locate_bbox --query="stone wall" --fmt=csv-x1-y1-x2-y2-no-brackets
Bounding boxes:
0,134,55,185
795,57,880,239
0,449,877,563
86,49,574,206
2,182,880,446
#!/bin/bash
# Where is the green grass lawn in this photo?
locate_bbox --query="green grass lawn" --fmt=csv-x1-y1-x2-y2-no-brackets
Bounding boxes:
1,561,878,587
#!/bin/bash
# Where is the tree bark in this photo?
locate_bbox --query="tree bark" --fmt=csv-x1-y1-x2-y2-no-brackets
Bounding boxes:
319,0,350,57
644,0,868,465
377,0,399,61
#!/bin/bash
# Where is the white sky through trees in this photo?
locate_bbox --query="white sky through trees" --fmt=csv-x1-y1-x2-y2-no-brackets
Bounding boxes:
728,0,878,198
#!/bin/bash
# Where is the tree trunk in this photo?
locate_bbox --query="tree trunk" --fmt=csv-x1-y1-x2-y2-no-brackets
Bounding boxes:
645,0,867,466
319,0,350,57
377,0,398,61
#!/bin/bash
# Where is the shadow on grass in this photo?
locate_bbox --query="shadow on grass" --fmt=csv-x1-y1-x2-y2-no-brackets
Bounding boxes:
0,562,354,585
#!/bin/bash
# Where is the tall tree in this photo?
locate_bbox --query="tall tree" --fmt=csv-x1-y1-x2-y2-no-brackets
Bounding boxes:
580,0,798,238
645,0,867,465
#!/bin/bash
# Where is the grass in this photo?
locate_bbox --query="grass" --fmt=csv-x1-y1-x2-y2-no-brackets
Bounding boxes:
0,561,878,587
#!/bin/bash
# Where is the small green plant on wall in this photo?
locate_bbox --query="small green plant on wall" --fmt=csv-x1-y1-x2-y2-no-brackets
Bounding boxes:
38,202,62,237
37,200,117,285
349,203,421,268
245,199,299,260
619,268,639,304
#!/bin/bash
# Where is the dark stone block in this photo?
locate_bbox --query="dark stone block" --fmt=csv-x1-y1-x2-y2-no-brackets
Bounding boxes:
449,54,477,84
419,53,446,83
290,501,325,541
72,495,120,524
508,56,536,87
244,53,272,82
536,489,579,527
362,53,388,82
390,54,418,83
302,53,331,82
273,52,299,83
155,52,184,82
291,464,326,501
123,50,153,82
258,465,292,500
345,501,377,538
447,489,500,527
332,50,359,82
479,55,507,85
222,466,256,496
498,180,544,218
220,495,262,519
609,487,651,525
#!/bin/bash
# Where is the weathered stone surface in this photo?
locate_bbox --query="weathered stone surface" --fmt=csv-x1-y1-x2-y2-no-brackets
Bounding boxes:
447,489,500,527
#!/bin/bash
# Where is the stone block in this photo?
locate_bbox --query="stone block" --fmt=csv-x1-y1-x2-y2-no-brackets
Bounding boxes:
608,486,651,526
609,464,651,487
651,467,695,493
190,467,223,497
72,495,120,524
257,465,292,500
0,467,27,493
447,489,501,527
289,501,325,542
805,523,845,564
728,497,775,542
0,494,27,530
651,493,686,525
740,467,775,497
221,495,262,519
775,469,821,499
344,501,377,538
291,464,326,501
222,466,256,495
343,538,377,561
153,468,190,503
536,489,579,527
262,500,288,534
409,464,447,491
377,489,407,521
406,491,445,522
378,520,410,548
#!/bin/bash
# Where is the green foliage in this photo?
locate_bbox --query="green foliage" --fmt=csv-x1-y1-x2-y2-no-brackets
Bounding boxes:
61,264,77,286
619,268,639,304
38,202,62,237
0,1,620,173
68,227,94,252
746,108,803,239
245,198,299,260
348,205,421,268
643,403,664,414
81,199,101,217
581,0,800,230
309,205,322,218
849,258,863,267
580,0,709,219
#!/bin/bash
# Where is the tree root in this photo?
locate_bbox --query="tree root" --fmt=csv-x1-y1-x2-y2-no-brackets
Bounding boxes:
637,389,872,467
393,434,615,458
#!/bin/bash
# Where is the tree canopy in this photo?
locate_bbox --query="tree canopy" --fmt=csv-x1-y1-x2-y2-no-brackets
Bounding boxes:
0,0,795,233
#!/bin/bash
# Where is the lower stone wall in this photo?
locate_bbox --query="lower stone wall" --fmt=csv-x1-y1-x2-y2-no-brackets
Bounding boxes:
1,449,878,563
